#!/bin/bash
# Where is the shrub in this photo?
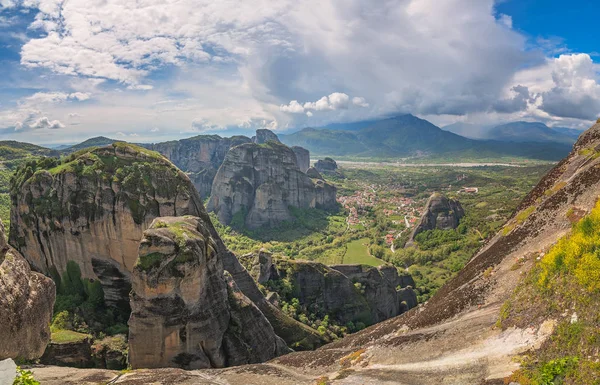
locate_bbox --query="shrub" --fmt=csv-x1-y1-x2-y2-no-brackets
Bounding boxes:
13,367,39,385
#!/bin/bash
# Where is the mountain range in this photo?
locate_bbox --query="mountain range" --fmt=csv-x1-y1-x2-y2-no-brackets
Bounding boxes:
279,115,574,161
442,121,582,143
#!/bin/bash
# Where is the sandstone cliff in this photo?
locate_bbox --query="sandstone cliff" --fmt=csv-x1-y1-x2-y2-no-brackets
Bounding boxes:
128,217,288,369
10,142,325,352
291,146,310,173
252,129,280,144
406,193,465,246
207,141,337,229
243,252,417,326
0,219,55,360
149,135,251,198
9,143,208,310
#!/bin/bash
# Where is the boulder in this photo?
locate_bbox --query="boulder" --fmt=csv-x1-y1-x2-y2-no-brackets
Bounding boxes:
40,335,94,368
0,218,55,361
128,217,289,369
207,141,337,229
291,146,310,173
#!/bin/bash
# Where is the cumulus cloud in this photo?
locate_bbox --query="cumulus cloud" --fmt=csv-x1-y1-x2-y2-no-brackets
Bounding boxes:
539,54,600,120
27,116,64,129
281,93,367,114
0,0,598,139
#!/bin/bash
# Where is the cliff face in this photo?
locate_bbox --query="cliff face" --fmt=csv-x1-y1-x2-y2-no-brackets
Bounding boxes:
291,146,310,173
244,253,417,326
128,217,288,369
207,141,337,229
0,219,55,360
150,135,251,199
407,193,465,246
9,143,205,309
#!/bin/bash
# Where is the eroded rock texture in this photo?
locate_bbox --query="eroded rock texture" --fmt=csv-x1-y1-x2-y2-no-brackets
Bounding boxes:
314,157,338,173
0,219,55,360
9,143,206,308
149,135,251,199
207,141,337,229
128,217,289,369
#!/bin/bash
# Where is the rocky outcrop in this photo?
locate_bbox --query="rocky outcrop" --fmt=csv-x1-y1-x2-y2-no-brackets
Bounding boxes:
246,254,417,326
305,166,323,179
9,143,207,310
40,336,93,368
0,218,55,361
252,129,281,144
406,193,465,246
128,217,289,369
314,157,338,173
149,135,251,199
291,146,310,173
207,141,337,229
330,264,418,321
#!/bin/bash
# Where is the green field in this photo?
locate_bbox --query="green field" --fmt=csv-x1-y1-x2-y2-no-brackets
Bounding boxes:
341,238,383,266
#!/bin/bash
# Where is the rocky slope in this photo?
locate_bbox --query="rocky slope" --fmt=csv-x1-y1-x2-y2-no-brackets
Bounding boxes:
9,143,206,311
149,135,251,198
128,217,288,369
0,219,55,361
207,141,337,229
406,193,464,246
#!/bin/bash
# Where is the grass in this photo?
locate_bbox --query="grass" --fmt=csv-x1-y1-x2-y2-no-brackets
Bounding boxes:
343,238,383,266
51,330,90,344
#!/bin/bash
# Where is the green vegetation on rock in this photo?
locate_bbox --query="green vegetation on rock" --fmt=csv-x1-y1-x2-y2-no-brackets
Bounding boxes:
503,201,600,384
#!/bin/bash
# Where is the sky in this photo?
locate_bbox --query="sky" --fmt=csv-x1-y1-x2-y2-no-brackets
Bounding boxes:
0,0,599,145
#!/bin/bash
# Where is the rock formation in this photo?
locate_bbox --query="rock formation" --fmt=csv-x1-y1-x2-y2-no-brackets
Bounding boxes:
314,157,338,173
149,135,251,198
252,129,281,144
291,146,310,173
305,166,323,179
9,143,209,310
207,141,337,229
40,335,93,368
10,142,325,353
406,193,465,246
128,217,288,369
330,264,418,321
0,218,55,360
244,254,417,326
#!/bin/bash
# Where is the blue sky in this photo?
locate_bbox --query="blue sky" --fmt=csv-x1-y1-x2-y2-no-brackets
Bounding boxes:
0,0,599,145
496,0,599,55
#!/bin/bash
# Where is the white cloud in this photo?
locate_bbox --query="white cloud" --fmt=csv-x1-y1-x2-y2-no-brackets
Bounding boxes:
498,14,513,29
0,0,598,141
281,93,367,113
29,116,64,129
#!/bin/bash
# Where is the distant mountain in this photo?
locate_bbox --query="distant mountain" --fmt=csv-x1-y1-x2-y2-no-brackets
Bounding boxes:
549,126,584,140
441,122,489,139
281,115,572,161
0,140,57,160
62,136,117,153
485,122,575,144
